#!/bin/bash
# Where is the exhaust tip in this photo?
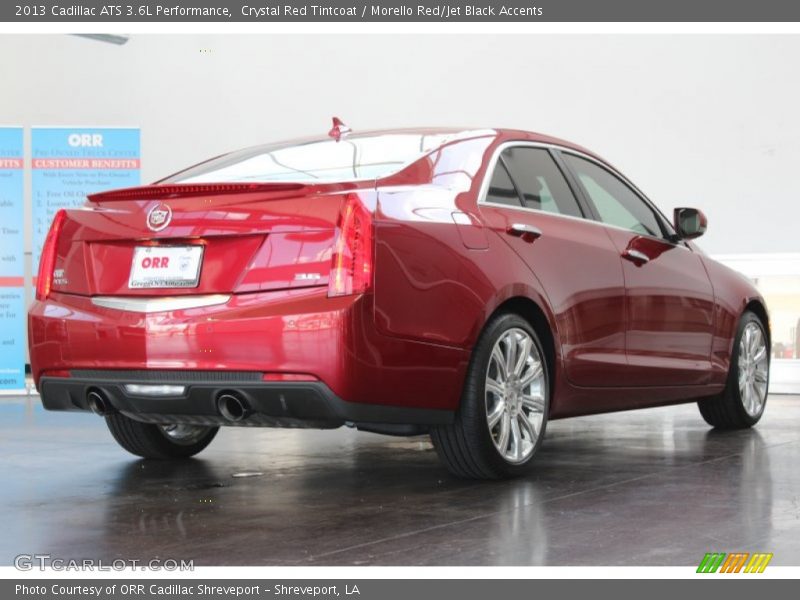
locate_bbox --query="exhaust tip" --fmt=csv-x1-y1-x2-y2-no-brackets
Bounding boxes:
217,392,249,423
87,390,111,416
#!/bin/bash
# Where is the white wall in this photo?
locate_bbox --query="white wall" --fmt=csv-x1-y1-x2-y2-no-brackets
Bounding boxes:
2,33,799,257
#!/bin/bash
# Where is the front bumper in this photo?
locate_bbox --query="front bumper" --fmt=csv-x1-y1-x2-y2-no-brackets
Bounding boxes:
39,370,453,429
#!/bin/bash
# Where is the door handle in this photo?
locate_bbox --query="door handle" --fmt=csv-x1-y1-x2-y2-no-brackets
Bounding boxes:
622,249,650,264
507,223,543,241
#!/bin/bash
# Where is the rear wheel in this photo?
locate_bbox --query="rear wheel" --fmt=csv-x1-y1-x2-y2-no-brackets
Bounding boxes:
698,311,769,429
431,312,549,479
105,413,219,459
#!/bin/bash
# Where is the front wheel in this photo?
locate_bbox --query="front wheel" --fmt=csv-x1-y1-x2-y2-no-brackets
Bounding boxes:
431,312,550,479
698,311,769,429
106,413,219,459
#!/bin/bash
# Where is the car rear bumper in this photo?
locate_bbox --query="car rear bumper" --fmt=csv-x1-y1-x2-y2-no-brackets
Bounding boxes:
38,370,453,429
29,287,470,417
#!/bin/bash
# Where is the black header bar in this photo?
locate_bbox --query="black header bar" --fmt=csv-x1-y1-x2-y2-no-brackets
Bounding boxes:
3,0,800,22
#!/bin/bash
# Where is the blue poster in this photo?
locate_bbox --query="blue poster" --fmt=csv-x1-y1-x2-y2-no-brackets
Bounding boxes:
31,127,140,270
0,127,25,390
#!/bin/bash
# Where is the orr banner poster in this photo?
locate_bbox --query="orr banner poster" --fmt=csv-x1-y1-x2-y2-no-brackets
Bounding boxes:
31,127,141,271
0,127,24,390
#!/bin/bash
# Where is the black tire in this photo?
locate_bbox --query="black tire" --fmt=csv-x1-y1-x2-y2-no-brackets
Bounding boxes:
431,312,550,479
105,413,219,459
698,311,769,429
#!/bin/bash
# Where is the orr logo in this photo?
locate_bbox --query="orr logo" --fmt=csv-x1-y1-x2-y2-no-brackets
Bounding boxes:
67,133,103,147
697,552,773,573
140,256,170,270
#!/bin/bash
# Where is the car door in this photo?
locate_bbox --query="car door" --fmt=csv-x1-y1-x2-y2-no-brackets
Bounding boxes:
561,152,715,387
478,144,628,387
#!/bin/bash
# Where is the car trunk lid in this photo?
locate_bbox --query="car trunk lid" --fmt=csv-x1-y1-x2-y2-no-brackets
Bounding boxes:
50,182,368,297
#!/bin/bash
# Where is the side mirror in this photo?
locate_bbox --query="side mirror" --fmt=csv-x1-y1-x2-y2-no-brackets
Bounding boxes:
673,207,707,240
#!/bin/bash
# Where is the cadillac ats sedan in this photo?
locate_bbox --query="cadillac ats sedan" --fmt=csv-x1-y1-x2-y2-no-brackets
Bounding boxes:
28,124,770,479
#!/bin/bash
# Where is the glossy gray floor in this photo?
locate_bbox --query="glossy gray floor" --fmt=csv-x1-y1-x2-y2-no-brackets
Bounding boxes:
1,395,799,566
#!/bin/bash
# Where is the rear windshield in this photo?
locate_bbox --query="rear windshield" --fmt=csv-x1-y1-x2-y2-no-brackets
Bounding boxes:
162,132,468,184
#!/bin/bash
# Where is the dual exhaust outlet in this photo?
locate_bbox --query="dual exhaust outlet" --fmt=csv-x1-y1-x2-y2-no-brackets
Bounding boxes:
216,392,249,423
86,390,114,417
86,389,251,423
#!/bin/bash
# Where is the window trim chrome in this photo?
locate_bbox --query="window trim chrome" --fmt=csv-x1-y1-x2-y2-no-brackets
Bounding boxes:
476,140,686,248
91,294,230,314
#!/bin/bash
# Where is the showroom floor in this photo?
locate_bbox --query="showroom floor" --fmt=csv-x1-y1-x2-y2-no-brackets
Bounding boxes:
1,394,798,566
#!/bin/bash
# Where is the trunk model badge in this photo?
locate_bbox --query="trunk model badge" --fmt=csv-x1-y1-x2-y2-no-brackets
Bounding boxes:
295,273,322,281
147,202,172,232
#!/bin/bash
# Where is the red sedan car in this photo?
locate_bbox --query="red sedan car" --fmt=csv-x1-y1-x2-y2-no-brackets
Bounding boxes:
29,125,770,479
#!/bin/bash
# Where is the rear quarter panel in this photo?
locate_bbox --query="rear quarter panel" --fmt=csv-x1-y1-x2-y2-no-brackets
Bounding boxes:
372,135,573,417
373,187,556,349
372,135,558,349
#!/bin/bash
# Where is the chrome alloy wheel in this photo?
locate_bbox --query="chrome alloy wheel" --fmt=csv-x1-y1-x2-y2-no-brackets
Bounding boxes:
159,424,212,446
485,328,546,464
738,321,769,417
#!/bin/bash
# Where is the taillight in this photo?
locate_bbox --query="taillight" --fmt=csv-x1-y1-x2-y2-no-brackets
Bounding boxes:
328,195,373,297
36,209,67,301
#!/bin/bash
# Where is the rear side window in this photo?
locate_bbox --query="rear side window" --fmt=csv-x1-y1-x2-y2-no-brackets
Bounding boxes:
485,161,521,207
563,154,665,238
485,147,583,218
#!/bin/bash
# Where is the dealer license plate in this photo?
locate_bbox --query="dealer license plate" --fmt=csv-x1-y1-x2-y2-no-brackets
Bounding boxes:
129,246,204,289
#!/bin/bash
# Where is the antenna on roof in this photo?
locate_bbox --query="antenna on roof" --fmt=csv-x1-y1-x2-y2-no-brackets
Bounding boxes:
328,117,351,142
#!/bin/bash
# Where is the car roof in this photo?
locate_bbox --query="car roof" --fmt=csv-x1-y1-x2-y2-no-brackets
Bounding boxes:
336,126,608,163
266,126,600,156
160,126,613,187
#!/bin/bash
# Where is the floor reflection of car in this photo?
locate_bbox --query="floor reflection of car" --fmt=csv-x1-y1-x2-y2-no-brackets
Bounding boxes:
29,124,772,479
